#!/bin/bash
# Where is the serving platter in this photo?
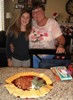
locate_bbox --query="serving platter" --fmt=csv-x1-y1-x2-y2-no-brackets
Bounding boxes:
5,72,53,98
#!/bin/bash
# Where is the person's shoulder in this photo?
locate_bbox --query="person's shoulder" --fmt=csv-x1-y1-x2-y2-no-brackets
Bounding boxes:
47,18,59,26
48,18,57,23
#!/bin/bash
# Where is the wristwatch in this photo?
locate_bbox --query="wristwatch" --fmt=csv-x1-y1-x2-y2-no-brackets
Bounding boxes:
66,0,73,16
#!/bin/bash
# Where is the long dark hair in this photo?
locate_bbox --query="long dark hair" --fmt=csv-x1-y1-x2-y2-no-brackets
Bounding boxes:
6,9,32,40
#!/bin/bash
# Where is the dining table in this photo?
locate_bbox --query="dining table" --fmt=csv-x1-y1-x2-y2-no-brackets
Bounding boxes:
0,67,73,100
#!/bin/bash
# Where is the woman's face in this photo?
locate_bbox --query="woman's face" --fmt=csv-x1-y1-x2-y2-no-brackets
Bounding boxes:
32,8,45,23
21,12,30,26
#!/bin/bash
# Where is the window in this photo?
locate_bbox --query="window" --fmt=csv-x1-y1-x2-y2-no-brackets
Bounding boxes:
0,0,4,31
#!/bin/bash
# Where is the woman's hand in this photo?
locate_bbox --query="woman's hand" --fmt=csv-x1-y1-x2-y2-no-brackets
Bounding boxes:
56,46,65,54
56,35,65,53
10,43,15,53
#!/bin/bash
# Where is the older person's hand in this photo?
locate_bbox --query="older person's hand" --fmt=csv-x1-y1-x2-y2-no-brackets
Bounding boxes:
56,46,65,54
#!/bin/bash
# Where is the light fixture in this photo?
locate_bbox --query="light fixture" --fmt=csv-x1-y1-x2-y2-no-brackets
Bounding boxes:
6,12,12,29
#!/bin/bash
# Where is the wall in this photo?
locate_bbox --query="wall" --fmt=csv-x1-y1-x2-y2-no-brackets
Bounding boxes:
45,0,69,23
4,0,20,30
4,0,69,30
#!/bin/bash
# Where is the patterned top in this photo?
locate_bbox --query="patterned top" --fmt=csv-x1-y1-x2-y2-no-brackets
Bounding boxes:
29,18,62,49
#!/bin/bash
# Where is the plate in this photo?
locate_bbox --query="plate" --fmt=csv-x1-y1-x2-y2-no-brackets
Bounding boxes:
5,72,53,98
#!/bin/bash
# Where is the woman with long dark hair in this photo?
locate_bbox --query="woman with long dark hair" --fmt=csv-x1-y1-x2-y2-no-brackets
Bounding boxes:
6,9,32,67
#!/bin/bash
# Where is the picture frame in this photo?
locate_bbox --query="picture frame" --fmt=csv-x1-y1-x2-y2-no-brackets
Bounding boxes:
16,0,47,9
15,3,25,9
69,16,73,23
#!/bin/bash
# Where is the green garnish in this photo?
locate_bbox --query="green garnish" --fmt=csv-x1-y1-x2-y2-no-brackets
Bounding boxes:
32,77,46,89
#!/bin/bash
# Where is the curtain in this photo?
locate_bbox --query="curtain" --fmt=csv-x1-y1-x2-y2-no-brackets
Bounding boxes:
0,0,4,31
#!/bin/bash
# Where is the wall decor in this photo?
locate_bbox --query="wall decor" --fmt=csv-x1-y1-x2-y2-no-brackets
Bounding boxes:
15,3,25,9
66,0,73,16
16,0,47,9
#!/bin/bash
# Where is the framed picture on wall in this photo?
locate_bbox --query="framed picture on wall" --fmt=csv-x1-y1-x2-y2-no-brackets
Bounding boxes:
15,3,25,9
17,0,47,9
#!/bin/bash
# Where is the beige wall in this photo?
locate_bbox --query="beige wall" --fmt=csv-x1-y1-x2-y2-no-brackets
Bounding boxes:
45,0,69,23
5,0,20,30
4,0,69,30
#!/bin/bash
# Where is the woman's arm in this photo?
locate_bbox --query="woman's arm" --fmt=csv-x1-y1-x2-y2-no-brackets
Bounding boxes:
56,35,65,53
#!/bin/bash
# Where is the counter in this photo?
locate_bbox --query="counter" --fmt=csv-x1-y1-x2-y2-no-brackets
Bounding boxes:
0,67,73,100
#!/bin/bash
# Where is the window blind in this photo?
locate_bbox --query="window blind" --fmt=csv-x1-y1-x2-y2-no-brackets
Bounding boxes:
0,0,4,31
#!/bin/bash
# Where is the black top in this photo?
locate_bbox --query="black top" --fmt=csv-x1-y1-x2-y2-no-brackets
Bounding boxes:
6,32,30,60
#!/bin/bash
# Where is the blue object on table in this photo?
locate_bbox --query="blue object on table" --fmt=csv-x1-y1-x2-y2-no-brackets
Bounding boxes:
33,55,55,68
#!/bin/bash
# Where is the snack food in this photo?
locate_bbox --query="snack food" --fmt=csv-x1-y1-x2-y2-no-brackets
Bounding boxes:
5,72,53,98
